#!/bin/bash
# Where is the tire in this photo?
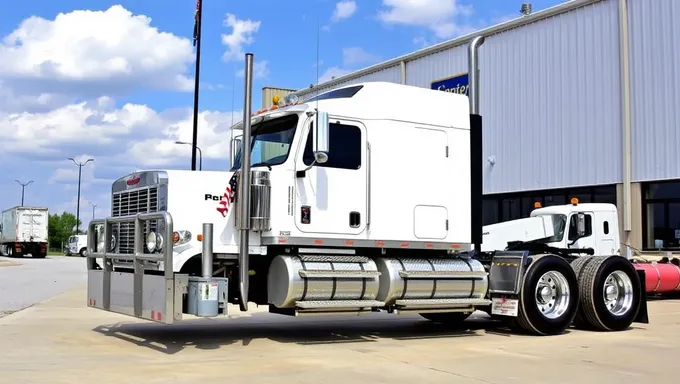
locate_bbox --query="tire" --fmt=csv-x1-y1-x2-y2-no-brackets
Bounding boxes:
79,248,87,257
573,255,641,332
569,256,593,328
516,254,580,336
420,312,472,324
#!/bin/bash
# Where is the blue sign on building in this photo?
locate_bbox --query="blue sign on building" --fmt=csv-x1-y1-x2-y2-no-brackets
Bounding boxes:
431,72,469,95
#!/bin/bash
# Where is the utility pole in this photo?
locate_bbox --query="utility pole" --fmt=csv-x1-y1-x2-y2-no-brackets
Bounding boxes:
15,180,33,206
69,157,94,235
89,202,97,220
191,0,204,171
175,141,203,170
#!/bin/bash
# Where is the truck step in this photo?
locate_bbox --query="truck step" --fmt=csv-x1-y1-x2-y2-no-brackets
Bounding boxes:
298,255,371,263
295,300,385,309
394,298,492,308
398,270,487,280
298,270,381,279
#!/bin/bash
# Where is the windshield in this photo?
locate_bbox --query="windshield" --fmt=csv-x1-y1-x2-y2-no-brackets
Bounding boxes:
231,114,299,171
543,214,567,243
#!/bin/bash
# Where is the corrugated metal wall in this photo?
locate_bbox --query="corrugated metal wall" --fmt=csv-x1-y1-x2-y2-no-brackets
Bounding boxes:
302,65,402,100
262,87,296,109
479,0,622,194
628,0,680,182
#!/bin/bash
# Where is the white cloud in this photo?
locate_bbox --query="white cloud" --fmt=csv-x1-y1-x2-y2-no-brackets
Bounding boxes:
236,60,270,79
0,98,161,155
317,47,380,83
0,5,195,100
377,0,475,39
342,47,381,66
319,67,352,83
0,6,248,219
331,1,358,22
221,13,261,62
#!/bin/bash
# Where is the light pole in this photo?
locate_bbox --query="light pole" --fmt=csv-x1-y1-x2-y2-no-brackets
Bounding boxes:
69,157,94,235
175,141,202,170
15,180,33,206
89,202,97,220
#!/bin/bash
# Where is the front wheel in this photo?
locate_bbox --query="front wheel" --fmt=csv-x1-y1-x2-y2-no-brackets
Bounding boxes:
572,256,641,332
516,254,580,336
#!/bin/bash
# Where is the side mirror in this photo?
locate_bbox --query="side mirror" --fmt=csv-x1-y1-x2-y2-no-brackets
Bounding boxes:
230,135,242,168
576,213,586,237
313,111,330,164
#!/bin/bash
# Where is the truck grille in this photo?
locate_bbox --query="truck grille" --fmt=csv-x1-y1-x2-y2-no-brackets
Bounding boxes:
111,187,159,254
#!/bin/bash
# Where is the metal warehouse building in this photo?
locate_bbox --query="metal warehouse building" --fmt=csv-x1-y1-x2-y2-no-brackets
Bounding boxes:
292,0,680,255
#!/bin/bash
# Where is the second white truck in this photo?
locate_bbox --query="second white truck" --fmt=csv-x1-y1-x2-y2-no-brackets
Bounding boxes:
85,37,649,336
0,206,49,258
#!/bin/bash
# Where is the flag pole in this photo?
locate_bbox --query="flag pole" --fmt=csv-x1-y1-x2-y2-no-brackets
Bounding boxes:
190,0,203,171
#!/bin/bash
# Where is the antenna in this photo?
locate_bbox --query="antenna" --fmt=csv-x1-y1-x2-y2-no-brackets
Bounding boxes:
231,66,236,128
315,18,320,111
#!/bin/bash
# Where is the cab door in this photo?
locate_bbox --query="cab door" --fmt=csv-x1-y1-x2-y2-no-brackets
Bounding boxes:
294,116,367,236
566,211,597,251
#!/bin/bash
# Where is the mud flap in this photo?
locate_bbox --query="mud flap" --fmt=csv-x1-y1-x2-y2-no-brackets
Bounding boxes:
634,269,649,324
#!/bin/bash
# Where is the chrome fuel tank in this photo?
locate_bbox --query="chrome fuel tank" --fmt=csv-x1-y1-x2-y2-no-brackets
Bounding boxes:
267,255,381,308
374,257,488,306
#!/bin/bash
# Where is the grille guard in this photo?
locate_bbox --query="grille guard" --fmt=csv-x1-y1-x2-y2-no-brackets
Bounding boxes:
86,211,185,324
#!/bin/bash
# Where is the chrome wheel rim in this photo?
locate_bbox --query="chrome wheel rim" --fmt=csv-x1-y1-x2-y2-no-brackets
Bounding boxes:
603,271,634,316
535,271,571,319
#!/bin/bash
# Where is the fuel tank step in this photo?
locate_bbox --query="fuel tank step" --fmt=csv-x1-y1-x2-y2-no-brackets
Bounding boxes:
393,298,492,312
398,270,487,279
296,300,385,309
299,270,382,279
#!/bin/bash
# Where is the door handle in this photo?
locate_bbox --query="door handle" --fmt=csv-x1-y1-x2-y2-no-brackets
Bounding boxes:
349,212,360,228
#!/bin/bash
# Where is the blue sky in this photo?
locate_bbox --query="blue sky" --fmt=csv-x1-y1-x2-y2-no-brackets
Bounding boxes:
0,0,565,226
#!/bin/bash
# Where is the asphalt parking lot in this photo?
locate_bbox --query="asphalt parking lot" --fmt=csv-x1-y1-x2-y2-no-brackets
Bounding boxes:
1,257,679,384
0,255,85,318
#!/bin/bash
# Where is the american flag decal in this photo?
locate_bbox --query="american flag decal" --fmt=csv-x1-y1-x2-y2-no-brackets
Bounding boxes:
217,172,239,217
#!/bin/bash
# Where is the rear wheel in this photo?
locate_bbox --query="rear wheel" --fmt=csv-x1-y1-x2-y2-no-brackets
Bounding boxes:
420,312,472,324
516,254,580,336
572,255,641,331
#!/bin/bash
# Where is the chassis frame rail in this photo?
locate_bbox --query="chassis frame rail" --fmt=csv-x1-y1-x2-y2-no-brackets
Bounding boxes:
86,212,186,324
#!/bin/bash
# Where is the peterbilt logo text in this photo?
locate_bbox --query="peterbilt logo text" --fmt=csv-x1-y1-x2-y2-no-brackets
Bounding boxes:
126,177,141,186
205,193,223,201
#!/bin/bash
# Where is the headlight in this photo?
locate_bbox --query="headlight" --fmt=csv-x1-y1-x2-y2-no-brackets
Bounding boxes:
173,230,192,245
146,231,163,252
96,225,105,252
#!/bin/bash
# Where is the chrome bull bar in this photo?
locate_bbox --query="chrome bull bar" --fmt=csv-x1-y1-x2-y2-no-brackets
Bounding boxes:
86,212,186,324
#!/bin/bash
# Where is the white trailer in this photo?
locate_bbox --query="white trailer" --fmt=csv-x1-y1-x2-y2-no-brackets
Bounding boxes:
86,39,649,336
0,206,49,258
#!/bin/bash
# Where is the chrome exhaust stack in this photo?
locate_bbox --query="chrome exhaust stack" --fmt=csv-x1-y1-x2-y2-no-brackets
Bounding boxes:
468,35,485,254
237,53,255,311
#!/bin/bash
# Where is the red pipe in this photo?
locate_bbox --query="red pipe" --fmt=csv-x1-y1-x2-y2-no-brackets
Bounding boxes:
634,263,680,294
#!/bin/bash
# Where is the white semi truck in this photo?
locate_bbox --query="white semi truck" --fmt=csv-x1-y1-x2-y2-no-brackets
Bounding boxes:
0,206,49,258
86,37,649,336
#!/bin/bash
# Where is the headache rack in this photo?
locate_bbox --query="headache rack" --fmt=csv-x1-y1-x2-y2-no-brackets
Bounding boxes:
86,211,185,324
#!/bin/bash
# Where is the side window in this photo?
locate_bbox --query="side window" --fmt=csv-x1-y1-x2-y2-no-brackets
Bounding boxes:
603,221,610,235
303,122,361,169
568,213,593,241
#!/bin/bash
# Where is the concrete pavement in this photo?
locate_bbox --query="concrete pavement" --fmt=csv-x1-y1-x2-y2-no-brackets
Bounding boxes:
1,284,679,384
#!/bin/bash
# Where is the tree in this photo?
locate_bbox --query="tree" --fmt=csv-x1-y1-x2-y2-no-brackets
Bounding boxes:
48,212,81,249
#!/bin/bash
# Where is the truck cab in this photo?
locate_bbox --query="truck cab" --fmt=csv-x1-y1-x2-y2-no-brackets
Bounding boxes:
65,235,88,257
481,199,620,258
530,200,620,256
